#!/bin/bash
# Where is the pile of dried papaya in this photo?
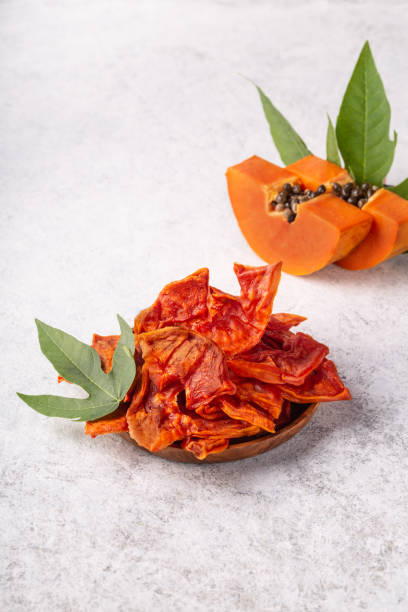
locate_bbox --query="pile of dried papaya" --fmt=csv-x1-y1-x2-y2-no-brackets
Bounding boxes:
19,263,350,460
227,42,408,275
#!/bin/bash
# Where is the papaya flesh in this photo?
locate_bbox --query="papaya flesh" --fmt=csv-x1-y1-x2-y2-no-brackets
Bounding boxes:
286,155,351,190
336,188,408,270
226,155,372,276
231,154,300,201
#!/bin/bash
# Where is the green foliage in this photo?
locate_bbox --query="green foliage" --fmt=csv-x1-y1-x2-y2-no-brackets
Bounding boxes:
326,115,341,166
17,315,135,421
336,41,397,185
255,84,311,165
388,179,408,200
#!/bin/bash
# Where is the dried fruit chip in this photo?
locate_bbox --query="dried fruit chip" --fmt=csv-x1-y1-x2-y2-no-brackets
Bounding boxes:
280,359,351,402
127,363,150,414
91,334,120,372
186,414,260,439
135,262,282,356
195,403,226,420
137,327,235,409
262,313,307,350
228,343,285,385
233,378,283,417
217,395,278,434
85,405,128,437
127,385,187,452
83,263,350,458
229,328,329,387
181,437,229,460
135,268,210,333
264,332,329,385
126,327,242,452
127,385,259,452
268,313,307,330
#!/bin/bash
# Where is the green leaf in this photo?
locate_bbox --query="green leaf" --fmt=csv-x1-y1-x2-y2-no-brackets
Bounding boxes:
17,315,136,421
255,84,311,165
388,179,408,200
326,114,342,166
336,41,397,186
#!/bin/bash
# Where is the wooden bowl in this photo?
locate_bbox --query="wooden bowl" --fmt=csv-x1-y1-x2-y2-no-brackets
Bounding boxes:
120,402,319,463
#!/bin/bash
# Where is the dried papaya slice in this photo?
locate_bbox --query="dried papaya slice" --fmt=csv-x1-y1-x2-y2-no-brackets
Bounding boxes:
262,314,306,348
228,343,283,385
127,386,258,452
84,404,128,437
135,263,282,356
195,403,226,420
263,332,329,384
135,268,209,333
186,414,260,439
127,385,187,452
126,363,150,414
91,334,120,372
286,155,351,190
192,263,281,356
280,359,351,402
232,378,282,415
217,395,278,434
268,313,307,330
126,327,237,452
181,437,229,459
229,327,328,387
84,264,351,455
136,327,235,408
336,188,408,270
226,155,372,275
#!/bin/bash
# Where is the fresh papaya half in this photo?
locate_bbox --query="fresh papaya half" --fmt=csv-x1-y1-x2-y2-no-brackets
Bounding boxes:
286,155,351,190
336,188,408,270
226,155,372,276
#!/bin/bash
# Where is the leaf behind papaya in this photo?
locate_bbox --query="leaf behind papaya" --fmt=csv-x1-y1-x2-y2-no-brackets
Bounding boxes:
326,114,341,166
388,179,408,200
336,41,397,186
255,84,311,165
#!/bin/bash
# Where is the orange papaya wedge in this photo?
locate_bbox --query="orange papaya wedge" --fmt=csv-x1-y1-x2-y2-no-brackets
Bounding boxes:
286,155,351,190
226,155,372,275
336,188,408,270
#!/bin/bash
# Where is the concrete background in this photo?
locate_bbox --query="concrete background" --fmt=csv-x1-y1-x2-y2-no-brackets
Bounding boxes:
1,1,407,610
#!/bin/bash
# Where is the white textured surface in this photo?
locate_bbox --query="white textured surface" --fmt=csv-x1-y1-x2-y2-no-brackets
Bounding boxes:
1,1,408,610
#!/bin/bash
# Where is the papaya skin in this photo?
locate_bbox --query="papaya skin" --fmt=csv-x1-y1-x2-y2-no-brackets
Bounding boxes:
226,156,372,276
336,188,408,270
286,155,351,190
